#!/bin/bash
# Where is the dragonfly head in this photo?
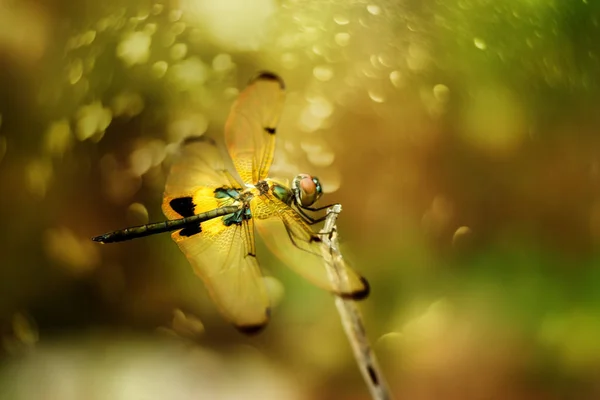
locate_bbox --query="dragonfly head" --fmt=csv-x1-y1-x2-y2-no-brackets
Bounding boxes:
292,174,323,207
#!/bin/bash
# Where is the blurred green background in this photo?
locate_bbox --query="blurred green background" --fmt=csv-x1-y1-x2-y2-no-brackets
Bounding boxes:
2,0,600,399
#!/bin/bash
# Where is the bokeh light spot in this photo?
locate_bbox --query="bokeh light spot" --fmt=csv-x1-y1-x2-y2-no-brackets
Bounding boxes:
334,32,350,47
308,96,334,119
168,57,209,89
168,113,209,143
143,23,157,35
407,42,429,71
44,227,101,274
168,9,183,22
264,276,285,308
81,30,96,46
151,3,164,15
389,70,404,88
127,202,149,225
75,102,112,142
44,119,72,157
182,0,276,51
368,89,385,103
25,158,53,198
474,37,487,50
212,53,234,71
116,31,152,66
280,52,298,69
367,5,381,15
299,107,323,132
333,14,350,25
313,65,334,82
433,84,450,102
171,22,186,36
151,61,169,78
452,226,473,249
67,58,83,85
112,92,145,118
129,147,154,176
171,309,205,339
307,150,335,168
170,43,188,60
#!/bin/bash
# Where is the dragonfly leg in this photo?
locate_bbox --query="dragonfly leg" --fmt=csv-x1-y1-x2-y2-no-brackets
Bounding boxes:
282,218,316,251
300,202,340,212
315,226,337,239
295,202,342,225
295,205,328,225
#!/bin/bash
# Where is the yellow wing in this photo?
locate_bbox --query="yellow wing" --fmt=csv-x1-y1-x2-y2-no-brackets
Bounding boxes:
224,71,285,184
173,217,270,334
163,137,240,219
252,193,369,299
162,138,270,333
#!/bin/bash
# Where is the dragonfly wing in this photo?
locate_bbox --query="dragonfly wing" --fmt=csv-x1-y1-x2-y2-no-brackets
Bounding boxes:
225,72,285,184
253,195,369,300
162,137,240,220
174,217,270,334
161,138,268,333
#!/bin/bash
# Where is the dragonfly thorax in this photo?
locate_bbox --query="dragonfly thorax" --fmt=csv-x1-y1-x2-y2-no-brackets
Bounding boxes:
255,179,294,205
256,180,270,195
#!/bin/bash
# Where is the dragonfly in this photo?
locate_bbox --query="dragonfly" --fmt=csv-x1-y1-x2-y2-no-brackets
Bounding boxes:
93,72,369,334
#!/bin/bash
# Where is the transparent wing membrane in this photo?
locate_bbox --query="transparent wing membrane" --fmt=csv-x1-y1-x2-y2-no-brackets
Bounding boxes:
174,218,270,333
162,138,239,220
253,194,369,300
225,72,286,184
162,138,269,333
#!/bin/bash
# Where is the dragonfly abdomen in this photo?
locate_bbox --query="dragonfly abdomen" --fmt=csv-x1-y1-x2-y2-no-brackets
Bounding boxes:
93,205,240,243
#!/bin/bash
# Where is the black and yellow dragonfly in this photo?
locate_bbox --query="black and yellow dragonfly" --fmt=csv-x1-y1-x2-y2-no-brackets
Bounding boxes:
93,72,369,333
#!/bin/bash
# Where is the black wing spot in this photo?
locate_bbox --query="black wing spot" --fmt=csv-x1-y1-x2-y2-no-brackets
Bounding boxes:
250,71,285,89
170,197,195,217
265,127,276,135
179,224,202,237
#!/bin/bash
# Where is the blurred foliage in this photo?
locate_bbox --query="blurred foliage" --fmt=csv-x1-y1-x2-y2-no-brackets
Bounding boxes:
2,0,600,399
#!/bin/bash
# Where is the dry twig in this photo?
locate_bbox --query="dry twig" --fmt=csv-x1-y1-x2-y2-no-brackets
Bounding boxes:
319,204,392,400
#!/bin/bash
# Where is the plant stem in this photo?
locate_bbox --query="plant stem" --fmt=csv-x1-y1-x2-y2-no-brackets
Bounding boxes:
320,204,393,400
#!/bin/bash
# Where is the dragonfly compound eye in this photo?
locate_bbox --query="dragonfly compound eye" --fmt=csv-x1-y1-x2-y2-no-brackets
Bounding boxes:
312,176,323,199
293,174,322,207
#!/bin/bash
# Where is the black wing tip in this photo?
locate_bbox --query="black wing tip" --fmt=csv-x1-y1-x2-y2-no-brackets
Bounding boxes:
250,71,285,89
339,276,370,301
234,308,270,335
234,321,269,336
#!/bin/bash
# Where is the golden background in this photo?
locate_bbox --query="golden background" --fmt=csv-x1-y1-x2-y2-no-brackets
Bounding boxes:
1,0,600,399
